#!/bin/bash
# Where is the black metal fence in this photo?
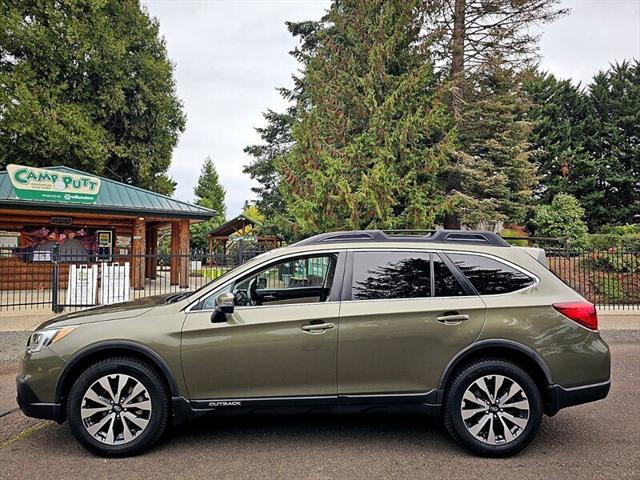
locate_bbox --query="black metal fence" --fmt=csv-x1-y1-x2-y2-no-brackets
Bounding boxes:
0,245,264,312
0,243,638,312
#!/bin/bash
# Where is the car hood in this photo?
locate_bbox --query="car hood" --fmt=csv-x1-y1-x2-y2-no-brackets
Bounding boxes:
36,294,181,329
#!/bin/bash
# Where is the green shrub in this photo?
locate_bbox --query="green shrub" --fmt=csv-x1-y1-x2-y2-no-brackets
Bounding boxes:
593,277,624,302
586,233,640,250
500,228,529,247
582,253,640,273
533,194,589,249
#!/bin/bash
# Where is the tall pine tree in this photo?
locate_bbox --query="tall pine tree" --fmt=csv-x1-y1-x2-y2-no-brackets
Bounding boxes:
278,0,454,235
190,157,226,251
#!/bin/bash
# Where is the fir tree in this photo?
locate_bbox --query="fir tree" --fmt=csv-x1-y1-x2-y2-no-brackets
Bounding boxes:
190,157,226,251
448,59,536,226
278,0,454,235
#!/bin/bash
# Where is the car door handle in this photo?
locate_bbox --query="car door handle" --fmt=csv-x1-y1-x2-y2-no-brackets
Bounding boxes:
436,313,470,323
301,322,335,332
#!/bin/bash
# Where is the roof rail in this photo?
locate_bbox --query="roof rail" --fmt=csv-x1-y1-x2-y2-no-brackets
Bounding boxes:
293,229,510,247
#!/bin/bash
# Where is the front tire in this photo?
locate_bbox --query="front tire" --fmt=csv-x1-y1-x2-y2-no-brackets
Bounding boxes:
444,358,542,457
67,357,169,457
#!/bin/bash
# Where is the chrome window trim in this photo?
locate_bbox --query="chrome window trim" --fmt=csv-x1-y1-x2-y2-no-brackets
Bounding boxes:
345,247,539,302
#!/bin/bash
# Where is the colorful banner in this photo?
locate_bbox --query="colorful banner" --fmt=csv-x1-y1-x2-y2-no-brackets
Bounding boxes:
7,164,101,204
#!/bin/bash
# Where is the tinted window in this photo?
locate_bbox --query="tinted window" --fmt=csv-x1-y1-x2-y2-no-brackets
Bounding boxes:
433,256,466,296
448,254,534,295
352,252,431,300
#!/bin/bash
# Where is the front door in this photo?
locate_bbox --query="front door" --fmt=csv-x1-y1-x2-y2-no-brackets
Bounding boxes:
181,252,344,402
338,250,486,400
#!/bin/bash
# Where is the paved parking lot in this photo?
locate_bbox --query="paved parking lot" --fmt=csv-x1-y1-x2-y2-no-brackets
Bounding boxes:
1,331,638,480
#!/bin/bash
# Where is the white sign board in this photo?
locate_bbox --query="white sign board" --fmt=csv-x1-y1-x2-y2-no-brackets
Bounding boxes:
66,264,98,306
100,262,130,305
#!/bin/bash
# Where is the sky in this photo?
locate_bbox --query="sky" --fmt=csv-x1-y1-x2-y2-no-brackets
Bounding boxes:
142,0,640,218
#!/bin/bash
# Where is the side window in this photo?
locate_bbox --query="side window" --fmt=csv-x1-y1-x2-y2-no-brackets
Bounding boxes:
232,254,337,306
433,255,466,297
447,253,535,295
352,251,431,300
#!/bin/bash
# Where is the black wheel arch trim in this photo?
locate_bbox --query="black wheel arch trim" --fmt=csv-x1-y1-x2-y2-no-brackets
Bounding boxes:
55,340,180,404
436,338,554,402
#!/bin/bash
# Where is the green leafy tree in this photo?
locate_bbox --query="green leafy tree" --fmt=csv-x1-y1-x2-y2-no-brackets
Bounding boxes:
533,193,588,248
0,0,185,194
190,157,226,251
279,0,455,235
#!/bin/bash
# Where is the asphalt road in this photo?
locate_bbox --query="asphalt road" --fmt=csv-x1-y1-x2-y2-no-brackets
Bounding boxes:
0,332,638,480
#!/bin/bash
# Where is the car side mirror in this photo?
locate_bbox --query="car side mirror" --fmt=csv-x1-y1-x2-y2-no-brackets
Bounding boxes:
211,292,235,323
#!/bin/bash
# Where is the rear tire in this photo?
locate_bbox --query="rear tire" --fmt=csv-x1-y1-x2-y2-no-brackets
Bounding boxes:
67,356,169,457
443,358,542,457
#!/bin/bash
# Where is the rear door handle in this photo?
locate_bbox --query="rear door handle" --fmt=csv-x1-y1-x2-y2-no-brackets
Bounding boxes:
301,322,335,332
436,313,470,323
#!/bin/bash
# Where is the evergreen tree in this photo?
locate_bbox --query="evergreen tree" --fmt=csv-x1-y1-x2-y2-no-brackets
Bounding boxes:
190,157,226,251
526,62,640,229
583,61,639,228
425,0,566,227
279,0,455,235
243,21,319,240
448,59,536,226
0,0,185,194
524,70,590,204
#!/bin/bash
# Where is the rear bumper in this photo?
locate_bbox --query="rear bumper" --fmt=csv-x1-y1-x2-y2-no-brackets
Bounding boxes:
16,375,63,423
546,380,610,416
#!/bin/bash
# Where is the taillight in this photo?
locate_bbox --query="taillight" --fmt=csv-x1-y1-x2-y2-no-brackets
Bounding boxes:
552,302,598,330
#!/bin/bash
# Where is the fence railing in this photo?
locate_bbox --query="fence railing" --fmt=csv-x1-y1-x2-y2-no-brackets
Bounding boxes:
0,245,264,312
0,244,638,312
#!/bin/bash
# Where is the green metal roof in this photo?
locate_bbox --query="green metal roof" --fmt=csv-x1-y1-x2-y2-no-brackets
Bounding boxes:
0,166,217,220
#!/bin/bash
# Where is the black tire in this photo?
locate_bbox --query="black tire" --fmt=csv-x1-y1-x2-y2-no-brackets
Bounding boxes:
443,358,542,458
67,356,170,457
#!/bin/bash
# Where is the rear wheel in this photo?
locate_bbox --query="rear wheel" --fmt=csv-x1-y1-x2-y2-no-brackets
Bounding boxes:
444,358,542,457
67,357,169,457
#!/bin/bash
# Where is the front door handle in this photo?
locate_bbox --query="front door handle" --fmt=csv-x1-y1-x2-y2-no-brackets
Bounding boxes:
301,322,335,332
436,312,470,323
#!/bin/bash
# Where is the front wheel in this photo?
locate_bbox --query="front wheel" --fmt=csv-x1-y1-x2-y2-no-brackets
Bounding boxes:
67,357,169,457
444,358,542,457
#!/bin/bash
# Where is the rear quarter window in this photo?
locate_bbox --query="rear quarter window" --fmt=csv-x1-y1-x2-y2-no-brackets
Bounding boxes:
447,253,535,295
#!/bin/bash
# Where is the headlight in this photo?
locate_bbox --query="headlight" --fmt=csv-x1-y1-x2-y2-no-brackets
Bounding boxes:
27,326,77,354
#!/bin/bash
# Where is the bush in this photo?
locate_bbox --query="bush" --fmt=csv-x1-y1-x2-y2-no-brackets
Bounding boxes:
500,228,529,246
586,233,640,250
533,194,589,249
582,252,640,273
593,277,624,302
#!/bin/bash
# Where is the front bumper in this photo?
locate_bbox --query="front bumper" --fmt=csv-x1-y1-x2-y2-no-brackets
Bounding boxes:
16,375,63,423
546,380,611,416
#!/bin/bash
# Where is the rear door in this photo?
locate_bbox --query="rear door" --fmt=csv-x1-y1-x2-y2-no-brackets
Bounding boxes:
337,249,486,400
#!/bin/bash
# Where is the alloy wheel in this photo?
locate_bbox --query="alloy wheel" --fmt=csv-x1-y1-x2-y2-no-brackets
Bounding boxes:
460,374,530,445
80,373,153,445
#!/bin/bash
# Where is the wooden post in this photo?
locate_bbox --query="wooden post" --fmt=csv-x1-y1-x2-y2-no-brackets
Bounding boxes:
170,221,180,286
179,219,190,288
146,226,158,280
131,218,146,290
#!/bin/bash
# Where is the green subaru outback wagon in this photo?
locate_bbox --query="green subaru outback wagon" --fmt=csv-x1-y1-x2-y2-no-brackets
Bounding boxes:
17,230,610,457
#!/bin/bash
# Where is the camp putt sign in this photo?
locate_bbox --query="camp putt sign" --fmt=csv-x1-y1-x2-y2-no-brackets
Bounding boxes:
7,164,101,204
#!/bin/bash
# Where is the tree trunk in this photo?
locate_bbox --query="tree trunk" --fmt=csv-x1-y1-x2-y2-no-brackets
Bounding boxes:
445,0,466,230
451,0,466,121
